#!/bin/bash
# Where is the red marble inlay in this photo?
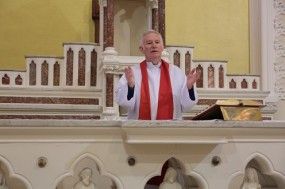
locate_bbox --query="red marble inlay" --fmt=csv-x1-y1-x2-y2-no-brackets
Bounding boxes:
78,48,86,86
252,79,257,89
185,51,191,74
0,115,100,119
103,6,108,50
208,65,214,88
158,0,165,45
152,8,159,31
241,79,248,89
92,0,100,43
15,75,23,85
229,79,236,89
196,65,203,88
106,74,114,107
2,74,10,85
0,97,99,105
173,50,180,68
105,0,114,48
29,61,36,85
219,65,224,88
53,62,60,86
41,61,49,85
91,49,97,86
66,48,74,86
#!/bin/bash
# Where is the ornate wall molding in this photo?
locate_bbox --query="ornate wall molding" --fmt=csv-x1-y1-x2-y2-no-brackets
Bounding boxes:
274,0,285,100
149,0,158,9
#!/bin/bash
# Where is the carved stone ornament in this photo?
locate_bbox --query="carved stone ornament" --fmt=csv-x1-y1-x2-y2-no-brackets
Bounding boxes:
73,168,97,189
99,0,107,7
0,170,8,189
240,167,261,189
274,0,285,100
274,0,285,15
149,0,158,9
159,167,182,189
103,65,125,74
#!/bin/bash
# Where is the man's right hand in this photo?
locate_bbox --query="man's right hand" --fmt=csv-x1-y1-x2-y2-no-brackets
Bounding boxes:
125,66,135,88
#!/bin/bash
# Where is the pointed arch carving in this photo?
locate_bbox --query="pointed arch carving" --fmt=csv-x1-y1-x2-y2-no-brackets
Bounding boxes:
54,153,123,189
228,152,285,189
0,155,32,189
144,157,208,189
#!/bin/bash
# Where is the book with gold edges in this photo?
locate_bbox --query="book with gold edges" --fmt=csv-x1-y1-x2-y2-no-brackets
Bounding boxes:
192,100,264,121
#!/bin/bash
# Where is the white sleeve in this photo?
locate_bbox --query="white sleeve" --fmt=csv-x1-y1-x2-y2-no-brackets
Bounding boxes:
180,76,198,112
115,74,136,111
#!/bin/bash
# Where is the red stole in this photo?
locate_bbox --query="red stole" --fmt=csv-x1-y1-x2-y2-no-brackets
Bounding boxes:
138,60,174,120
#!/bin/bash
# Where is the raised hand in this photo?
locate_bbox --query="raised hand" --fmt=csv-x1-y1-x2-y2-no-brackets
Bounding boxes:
186,68,199,89
125,66,135,88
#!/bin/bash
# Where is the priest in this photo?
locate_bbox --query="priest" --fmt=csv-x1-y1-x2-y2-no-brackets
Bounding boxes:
115,30,199,120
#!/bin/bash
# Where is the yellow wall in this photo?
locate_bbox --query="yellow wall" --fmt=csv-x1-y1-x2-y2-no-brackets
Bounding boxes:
0,0,93,70
166,0,249,74
0,0,249,74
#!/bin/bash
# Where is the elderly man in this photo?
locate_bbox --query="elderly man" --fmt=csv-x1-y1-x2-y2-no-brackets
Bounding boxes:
115,30,198,120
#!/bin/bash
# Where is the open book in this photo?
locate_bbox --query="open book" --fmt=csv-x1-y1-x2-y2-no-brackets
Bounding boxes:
192,100,264,121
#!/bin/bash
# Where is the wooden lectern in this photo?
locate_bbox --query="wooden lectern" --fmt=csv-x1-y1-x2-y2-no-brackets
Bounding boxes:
192,100,264,121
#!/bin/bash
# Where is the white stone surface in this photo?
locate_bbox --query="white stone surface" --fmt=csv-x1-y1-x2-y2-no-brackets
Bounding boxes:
0,120,284,189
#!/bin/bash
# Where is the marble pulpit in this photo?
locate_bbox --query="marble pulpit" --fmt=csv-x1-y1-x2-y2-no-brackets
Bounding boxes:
0,119,284,189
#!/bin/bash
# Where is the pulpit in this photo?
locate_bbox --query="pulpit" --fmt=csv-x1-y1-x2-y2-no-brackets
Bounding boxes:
0,119,284,189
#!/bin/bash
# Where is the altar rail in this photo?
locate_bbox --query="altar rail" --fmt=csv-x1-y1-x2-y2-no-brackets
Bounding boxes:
0,43,267,119
0,44,260,91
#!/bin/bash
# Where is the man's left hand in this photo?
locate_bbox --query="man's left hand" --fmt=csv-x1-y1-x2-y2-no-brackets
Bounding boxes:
186,68,199,89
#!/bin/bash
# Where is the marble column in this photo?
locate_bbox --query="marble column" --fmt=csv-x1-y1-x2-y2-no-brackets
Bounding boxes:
158,0,166,45
151,0,159,31
92,0,100,44
104,0,115,108
104,0,114,49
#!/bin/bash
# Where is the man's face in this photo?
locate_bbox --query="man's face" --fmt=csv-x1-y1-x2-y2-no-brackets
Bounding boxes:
140,32,164,64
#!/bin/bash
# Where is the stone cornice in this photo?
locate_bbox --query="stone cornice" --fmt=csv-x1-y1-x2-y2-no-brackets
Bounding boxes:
0,119,284,144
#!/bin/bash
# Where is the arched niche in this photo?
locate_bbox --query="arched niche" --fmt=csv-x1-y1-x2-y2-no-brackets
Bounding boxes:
228,153,285,189
145,157,205,189
114,0,148,56
0,158,31,189
55,153,121,189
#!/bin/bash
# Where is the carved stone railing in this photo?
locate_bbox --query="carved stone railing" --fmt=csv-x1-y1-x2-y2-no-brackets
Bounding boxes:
0,44,261,93
0,43,103,120
0,43,101,89
0,43,269,119
0,69,26,87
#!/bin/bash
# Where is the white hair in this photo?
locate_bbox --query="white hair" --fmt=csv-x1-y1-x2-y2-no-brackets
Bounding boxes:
139,29,164,47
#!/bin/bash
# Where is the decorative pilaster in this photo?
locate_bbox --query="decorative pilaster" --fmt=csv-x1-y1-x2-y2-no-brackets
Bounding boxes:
102,0,116,119
104,0,114,50
150,0,159,31
158,0,166,45
102,47,119,119
92,0,100,43
273,0,285,100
